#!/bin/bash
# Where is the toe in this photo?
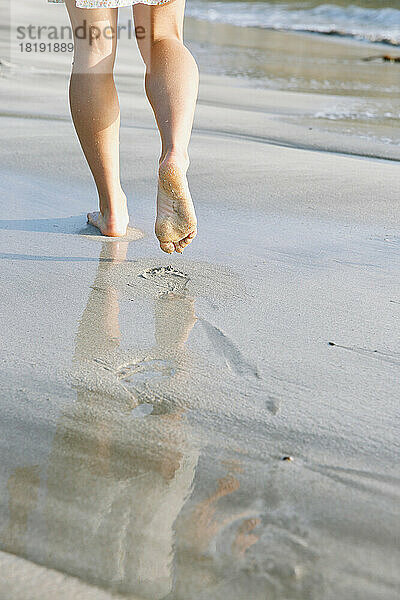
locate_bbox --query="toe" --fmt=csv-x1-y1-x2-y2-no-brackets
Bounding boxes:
87,211,99,227
160,241,175,254
174,242,183,254
180,229,197,249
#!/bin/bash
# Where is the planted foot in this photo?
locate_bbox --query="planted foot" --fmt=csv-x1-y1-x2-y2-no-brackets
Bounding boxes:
87,194,129,237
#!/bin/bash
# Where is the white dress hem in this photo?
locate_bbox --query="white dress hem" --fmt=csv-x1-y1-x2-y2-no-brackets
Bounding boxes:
48,0,172,7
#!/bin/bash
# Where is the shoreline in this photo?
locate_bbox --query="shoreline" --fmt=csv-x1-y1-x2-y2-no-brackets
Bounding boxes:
187,15,400,51
184,17,400,149
184,0,400,47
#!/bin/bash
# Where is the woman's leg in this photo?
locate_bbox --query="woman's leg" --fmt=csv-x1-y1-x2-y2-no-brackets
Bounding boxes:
65,0,129,236
134,0,199,253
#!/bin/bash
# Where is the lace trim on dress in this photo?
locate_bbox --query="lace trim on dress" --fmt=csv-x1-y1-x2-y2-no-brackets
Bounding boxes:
48,0,172,7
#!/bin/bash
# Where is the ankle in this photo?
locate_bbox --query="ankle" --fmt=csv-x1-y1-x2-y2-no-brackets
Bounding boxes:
159,148,189,171
99,190,128,217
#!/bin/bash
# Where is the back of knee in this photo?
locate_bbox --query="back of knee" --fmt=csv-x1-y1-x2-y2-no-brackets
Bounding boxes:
73,21,116,72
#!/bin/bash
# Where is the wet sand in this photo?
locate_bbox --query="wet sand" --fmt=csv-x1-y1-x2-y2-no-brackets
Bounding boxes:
1,2,400,599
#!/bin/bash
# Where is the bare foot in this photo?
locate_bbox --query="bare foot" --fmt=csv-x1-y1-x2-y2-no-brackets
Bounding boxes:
87,194,129,237
156,153,197,254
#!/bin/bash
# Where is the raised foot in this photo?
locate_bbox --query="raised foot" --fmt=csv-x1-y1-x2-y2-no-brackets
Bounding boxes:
87,209,129,238
156,157,197,254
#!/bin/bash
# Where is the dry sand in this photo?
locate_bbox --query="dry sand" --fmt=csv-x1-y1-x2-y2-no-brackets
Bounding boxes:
0,1,399,599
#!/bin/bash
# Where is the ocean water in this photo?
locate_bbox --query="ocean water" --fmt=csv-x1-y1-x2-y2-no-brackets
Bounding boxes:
187,0,400,46
186,1,400,146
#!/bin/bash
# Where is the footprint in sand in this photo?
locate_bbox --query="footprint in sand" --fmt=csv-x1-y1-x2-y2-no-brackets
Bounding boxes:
139,265,190,295
117,358,175,388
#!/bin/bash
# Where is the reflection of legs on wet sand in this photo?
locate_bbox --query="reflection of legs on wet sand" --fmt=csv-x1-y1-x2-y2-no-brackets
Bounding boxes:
117,273,198,414
74,241,129,363
154,292,197,351
44,241,199,597
73,241,131,476
178,473,259,555
173,468,261,599
232,517,261,556
0,466,40,556
185,475,240,552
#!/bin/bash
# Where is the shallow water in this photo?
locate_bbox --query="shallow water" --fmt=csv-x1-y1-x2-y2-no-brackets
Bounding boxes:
185,16,400,146
187,0,400,46
184,0,400,146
